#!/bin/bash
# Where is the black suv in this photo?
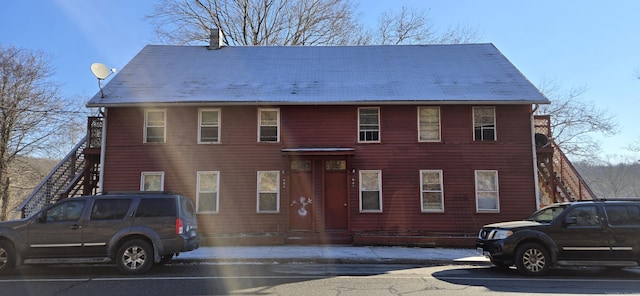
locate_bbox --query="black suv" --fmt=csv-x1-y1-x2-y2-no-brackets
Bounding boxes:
477,199,640,275
0,192,199,275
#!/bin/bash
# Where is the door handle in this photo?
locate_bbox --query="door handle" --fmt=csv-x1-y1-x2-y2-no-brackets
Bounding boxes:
344,203,347,207
71,225,82,230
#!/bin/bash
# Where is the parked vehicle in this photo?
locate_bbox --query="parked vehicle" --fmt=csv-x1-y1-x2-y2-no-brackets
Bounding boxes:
0,192,199,275
476,199,640,275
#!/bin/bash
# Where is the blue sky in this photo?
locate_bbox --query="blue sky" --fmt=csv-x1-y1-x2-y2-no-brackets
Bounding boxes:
1,0,639,160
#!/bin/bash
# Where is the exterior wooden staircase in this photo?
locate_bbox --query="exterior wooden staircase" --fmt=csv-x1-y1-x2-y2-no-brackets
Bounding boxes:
15,117,103,218
534,115,596,206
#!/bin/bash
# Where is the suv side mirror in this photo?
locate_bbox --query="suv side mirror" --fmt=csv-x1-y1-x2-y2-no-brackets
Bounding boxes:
563,216,577,226
36,212,46,223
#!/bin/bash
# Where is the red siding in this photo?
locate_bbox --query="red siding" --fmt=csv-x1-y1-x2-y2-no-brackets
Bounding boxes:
102,104,537,242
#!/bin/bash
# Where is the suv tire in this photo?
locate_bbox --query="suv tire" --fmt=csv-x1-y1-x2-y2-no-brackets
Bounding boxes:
515,242,550,276
0,240,15,275
116,239,153,275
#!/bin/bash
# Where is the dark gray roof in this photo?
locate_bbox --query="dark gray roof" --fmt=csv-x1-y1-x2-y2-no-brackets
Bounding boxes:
87,43,549,107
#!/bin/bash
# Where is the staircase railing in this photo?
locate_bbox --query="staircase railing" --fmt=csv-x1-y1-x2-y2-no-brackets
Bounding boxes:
534,115,596,204
16,136,88,218
551,141,597,201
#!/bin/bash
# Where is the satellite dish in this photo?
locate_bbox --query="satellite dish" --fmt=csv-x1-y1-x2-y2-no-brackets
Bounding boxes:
535,133,549,147
90,63,116,98
91,63,115,80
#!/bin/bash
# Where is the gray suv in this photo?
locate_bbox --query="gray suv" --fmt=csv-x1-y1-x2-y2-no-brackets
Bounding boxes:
0,192,199,275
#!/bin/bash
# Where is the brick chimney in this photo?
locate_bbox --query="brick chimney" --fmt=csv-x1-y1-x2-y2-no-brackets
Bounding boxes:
208,28,224,50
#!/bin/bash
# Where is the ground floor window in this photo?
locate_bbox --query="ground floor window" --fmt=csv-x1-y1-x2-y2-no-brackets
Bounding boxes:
475,170,499,212
140,172,164,191
420,170,444,212
257,171,280,213
359,170,382,212
197,171,220,213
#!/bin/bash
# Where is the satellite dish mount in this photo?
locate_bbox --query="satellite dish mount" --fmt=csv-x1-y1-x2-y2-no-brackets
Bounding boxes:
90,63,116,98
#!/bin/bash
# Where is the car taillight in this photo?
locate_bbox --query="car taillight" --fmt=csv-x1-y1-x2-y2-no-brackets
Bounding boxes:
176,218,184,234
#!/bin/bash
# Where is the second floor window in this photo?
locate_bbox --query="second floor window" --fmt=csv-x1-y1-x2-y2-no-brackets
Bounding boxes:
358,107,380,142
199,109,220,143
145,109,166,143
418,107,441,142
258,108,279,142
473,106,496,141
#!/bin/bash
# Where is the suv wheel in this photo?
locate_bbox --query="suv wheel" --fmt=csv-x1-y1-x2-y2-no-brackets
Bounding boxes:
116,239,153,275
0,240,15,275
515,242,550,276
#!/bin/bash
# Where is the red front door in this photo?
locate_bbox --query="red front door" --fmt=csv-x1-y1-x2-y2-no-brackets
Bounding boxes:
324,160,348,230
289,161,313,231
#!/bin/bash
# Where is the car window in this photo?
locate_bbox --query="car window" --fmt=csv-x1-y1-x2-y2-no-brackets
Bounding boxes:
45,200,85,222
565,205,600,226
526,205,568,223
605,205,640,226
180,197,196,218
136,198,175,217
91,199,132,220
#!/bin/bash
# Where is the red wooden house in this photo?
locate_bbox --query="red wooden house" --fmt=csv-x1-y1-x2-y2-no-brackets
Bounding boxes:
24,35,598,246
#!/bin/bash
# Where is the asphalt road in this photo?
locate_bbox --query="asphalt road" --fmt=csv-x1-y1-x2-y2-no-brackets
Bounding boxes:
3,262,640,295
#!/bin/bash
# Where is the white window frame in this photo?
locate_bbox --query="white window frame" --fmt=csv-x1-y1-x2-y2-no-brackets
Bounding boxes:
475,170,500,212
198,108,221,144
258,108,280,143
359,170,382,212
196,171,220,213
418,106,441,142
420,170,444,212
358,107,380,143
144,109,166,143
473,106,496,141
256,171,280,213
140,172,164,191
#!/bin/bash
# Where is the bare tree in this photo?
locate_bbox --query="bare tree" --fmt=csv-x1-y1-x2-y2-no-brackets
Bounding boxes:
0,46,81,220
374,6,480,45
536,79,618,159
149,0,363,46
149,1,479,46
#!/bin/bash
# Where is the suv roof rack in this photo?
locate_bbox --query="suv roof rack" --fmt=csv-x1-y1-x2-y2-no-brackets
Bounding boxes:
101,191,179,195
592,197,640,202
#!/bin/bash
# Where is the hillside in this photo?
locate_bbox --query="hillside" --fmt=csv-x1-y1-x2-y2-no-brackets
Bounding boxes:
575,162,640,198
7,157,58,218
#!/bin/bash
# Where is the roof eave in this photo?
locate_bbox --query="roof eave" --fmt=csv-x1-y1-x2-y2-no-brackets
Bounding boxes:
87,99,550,108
